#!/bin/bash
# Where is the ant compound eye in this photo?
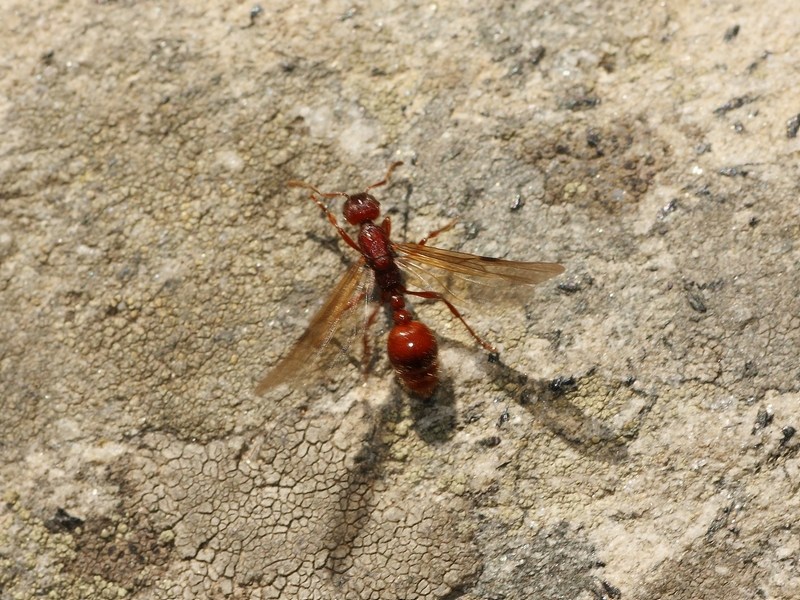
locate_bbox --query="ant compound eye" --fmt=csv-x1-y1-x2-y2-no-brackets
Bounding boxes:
343,193,380,225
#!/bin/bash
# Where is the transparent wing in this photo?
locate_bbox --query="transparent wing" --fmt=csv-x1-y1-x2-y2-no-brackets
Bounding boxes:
255,261,369,395
394,242,564,298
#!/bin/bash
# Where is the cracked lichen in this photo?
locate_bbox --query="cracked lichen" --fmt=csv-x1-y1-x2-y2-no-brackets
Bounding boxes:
2,1,800,599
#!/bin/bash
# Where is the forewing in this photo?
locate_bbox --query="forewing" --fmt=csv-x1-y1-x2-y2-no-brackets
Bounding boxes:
395,242,564,298
255,261,368,395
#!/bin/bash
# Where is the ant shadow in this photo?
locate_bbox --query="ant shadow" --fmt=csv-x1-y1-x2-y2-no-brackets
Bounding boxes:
350,348,634,465
484,354,635,464
408,378,459,445
401,342,636,464
291,350,639,586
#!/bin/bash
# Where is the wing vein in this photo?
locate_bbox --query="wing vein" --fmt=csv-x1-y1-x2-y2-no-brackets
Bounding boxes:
255,260,367,395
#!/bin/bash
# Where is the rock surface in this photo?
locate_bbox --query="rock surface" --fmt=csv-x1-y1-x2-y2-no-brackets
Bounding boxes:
1,1,798,598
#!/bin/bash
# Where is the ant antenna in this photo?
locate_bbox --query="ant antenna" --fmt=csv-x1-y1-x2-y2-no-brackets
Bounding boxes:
287,179,350,201
287,160,403,199
365,161,403,193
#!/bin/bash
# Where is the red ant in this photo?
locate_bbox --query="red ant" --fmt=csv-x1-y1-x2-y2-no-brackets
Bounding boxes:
256,162,564,398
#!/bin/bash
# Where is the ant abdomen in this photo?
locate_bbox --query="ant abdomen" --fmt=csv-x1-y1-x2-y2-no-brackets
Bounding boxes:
387,320,439,398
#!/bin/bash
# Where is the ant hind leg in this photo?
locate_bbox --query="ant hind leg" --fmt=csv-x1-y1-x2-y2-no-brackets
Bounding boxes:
404,288,497,354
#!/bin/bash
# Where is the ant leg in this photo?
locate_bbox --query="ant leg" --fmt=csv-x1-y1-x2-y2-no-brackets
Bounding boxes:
418,219,458,246
287,180,361,251
405,289,497,354
336,289,375,374
344,289,367,312
365,161,404,192
381,216,391,237
361,303,382,374
307,193,361,252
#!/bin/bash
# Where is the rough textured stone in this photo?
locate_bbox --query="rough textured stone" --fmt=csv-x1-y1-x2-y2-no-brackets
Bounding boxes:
1,1,798,599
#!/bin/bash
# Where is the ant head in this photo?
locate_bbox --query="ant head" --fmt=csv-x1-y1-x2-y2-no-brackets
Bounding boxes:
343,192,380,225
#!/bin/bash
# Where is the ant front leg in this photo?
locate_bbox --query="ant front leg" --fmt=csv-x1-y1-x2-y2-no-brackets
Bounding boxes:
404,288,498,354
309,192,361,252
418,219,458,246
287,180,361,252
